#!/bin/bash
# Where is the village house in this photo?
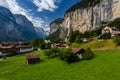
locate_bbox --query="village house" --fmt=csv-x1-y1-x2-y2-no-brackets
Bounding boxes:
102,26,120,37
44,40,51,44
0,43,34,55
55,42,69,48
15,45,34,53
26,53,40,64
72,48,85,59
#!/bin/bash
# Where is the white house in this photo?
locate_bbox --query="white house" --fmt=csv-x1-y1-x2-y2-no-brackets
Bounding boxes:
16,45,34,53
44,40,51,44
0,52,2,56
102,26,120,37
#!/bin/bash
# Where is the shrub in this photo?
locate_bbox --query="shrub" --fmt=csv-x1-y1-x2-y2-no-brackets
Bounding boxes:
31,38,44,49
45,47,59,57
83,48,94,60
75,35,83,43
99,33,111,39
40,43,46,49
69,30,80,43
59,48,79,63
46,43,51,49
113,35,120,45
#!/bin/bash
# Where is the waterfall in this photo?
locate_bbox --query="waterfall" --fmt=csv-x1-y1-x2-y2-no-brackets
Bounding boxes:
66,18,71,37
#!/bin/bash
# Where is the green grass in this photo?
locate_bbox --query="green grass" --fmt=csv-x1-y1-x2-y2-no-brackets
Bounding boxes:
72,39,120,51
0,50,120,80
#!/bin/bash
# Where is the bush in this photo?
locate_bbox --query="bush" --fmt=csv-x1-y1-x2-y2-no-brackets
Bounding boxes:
75,35,83,43
45,47,59,57
59,48,79,63
99,33,111,39
40,43,46,49
31,38,44,49
113,35,120,45
83,48,94,60
46,43,51,49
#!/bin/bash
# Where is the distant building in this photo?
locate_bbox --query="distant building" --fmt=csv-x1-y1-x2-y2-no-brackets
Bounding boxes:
72,48,85,59
44,40,51,44
55,43,69,48
102,26,120,37
0,43,34,55
26,53,40,64
15,45,34,53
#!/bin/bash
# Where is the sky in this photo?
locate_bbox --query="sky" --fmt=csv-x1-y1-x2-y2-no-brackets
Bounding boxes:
0,0,80,31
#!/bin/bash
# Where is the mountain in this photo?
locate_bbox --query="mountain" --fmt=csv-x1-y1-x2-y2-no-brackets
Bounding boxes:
0,6,45,41
49,0,120,39
48,18,64,41
50,18,64,34
35,27,46,38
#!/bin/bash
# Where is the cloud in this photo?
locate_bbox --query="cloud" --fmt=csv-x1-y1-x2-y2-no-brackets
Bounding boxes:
32,0,61,12
0,0,49,31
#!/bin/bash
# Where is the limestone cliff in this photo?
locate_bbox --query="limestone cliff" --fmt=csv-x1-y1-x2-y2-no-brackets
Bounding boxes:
48,18,64,41
63,0,120,34
49,0,120,39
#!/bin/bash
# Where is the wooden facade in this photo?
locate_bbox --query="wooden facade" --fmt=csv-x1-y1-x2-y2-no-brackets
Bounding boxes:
26,54,40,64
72,48,85,59
0,43,33,54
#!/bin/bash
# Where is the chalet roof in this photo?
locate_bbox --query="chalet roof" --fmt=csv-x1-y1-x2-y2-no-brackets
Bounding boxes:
55,43,69,47
61,44,68,47
114,32,120,35
16,45,32,48
72,48,85,54
0,45,14,49
26,54,40,59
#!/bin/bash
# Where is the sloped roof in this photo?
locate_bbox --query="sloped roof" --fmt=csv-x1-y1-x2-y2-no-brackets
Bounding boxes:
0,45,14,49
16,45,32,48
26,54,40,59
72,48,84,54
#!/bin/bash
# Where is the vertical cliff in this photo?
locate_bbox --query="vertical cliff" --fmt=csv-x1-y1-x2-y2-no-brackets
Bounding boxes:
48,18,64,41
49,0,120,40
63,0,120,34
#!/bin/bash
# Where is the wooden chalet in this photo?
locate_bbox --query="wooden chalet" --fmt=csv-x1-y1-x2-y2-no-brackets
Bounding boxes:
72,48,85,59
0,43,33,55
55,43,69,48
26,53,40,64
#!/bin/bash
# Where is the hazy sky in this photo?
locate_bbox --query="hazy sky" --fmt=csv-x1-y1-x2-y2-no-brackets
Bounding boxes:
0,0,80,31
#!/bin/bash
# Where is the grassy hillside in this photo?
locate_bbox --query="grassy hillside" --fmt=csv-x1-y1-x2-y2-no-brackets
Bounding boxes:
72,39,120,51
0,50,120,80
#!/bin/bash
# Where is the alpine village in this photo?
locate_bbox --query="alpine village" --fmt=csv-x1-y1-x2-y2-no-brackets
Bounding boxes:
0,0,120,80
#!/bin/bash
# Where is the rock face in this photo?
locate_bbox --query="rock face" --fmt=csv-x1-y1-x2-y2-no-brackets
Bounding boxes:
50,18,64,34
48,18,64,41
0,6,45,41
14,14,39,41
64,0,120,33
49,0,120,39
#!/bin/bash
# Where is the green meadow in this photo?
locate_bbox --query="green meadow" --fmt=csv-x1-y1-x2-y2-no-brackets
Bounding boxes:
72,39,120,51
0,50,120,80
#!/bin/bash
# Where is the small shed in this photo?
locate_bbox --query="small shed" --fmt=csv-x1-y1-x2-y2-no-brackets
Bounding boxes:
72,48,85,59
26,54,40,64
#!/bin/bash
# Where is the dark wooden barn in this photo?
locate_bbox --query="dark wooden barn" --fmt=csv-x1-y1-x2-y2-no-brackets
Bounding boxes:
26,54,40,64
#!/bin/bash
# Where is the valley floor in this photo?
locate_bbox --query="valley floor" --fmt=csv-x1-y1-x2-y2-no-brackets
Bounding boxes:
0,50,120,80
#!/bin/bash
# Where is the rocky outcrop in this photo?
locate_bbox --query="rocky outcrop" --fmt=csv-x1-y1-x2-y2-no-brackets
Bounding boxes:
50,18,64,34
63,0,120,34
48,18,64,41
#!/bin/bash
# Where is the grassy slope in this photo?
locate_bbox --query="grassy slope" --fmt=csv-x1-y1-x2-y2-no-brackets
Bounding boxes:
0,50,120,80
72,39,120,51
